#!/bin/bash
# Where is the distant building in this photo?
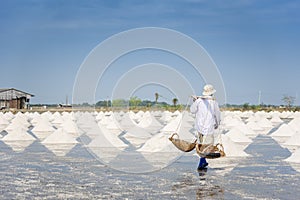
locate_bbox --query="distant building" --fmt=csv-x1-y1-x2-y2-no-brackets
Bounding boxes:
0,88,34,109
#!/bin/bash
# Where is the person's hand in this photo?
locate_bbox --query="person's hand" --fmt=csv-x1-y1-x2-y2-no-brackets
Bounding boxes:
191,95,197,102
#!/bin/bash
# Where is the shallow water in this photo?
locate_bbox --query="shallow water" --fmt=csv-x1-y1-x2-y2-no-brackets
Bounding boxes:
0,134,300,199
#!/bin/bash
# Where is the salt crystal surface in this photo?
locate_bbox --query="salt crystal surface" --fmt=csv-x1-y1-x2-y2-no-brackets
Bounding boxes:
222,116,244,128
90,125,127,148
123,126,152,147
31,119,54,132
221,134,249,157
61,119,81,136
235,123,258,136
270,115,283,124
271,123,296,137
283,132,300,146
0,116,10,126
137,132,176,152
2,128,36,141
225,128,252,144
42,128,78,144
246,121,264,131
257,118,273,128
5,120,28,132
284,147,300,163
288,118,300,132
160,116,181,133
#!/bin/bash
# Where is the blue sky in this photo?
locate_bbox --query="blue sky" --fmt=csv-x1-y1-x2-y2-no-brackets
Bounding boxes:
0,0,299,105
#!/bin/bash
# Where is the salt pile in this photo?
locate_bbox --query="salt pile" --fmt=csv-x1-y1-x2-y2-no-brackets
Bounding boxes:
61,119,81,137
270,115,283,124
140,113,163,132
89,125,127,148
246,121,264,131
240,110,254,118
106,119,121,130
225,128,252,144
87,126,126,163
11,115,31,128
1,127,36,152
160,115,181,133
221,134,249,157
283,132,300,146
222,116,244,129
76,112,96,129
284,148,300,163
41,117,80,156
42,128,78,144
118,113,138,129
129,111,139,122
257,118,273,128
31,119,55,140
246,115,260,123
137,132,181,152
160,111,173,123
123,126,152,147
2,127,36,141
51,114,64,128
176,117,195,141
288,118,300,132
31,115,49,126
83,123,102,140
0,115,10,131
3,111,14,121
5,118,28,132
95,111,104,121
137,111,153,128
271,123,296,137
280,111,292,119
235,123,258,137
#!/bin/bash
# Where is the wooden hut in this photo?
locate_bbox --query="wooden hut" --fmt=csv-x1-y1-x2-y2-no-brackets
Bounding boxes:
0,88,34,109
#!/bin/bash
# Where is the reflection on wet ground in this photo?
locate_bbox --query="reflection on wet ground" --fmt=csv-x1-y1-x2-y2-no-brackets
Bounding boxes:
0,134,300,199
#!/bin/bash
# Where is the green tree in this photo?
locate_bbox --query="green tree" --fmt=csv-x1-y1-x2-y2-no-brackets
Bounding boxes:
129,96,142,108
172,98,178,107
112,99,127,107
243,103,249,110
155,93,159,104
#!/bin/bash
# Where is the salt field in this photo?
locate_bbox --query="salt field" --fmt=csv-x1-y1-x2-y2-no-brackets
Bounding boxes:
1,110,300,199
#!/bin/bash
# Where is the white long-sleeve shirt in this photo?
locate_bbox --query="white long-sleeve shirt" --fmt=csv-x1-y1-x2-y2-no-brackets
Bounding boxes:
190,97,221,135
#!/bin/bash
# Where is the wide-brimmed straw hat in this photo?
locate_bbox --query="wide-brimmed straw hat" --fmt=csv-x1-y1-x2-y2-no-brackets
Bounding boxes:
202,84,216,96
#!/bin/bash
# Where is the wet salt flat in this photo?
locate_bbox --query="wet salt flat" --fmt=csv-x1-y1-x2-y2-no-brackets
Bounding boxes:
1,110,300,199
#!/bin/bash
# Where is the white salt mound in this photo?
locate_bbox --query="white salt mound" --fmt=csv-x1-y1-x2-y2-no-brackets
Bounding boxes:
271,123,296,137
257,118,273,128
31,119,55,132
222,116,244,128
123,126,152,147
137,132,174,152
283,132,300,146
270,115,283,124
288,118,300,132
284,148,300,163
160,116,181,132
88,125,127,148
42,128,78,144
235,124,258,136
5,121,28,132
106,119,121,130
225,128,252,143
246,121,264,131
2,128,36,141
61,120,80,136
221,134,249,157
